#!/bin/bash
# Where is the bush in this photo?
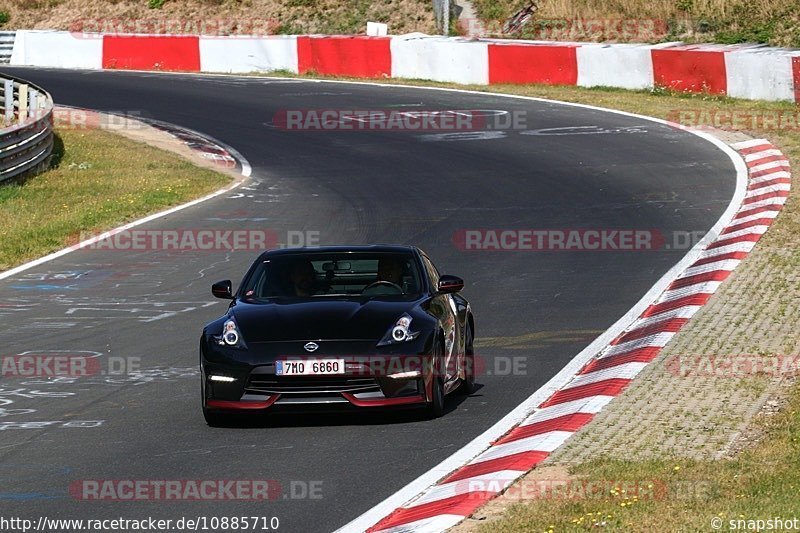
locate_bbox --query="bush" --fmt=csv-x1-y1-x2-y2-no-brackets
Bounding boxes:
148,0,166,9
0,11,10,25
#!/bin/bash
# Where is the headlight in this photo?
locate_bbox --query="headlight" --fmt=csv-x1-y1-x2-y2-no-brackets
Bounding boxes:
214,318,247,349
377,313,420,346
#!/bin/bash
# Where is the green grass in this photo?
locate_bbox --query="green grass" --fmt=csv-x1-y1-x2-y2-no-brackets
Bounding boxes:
0,127,230,270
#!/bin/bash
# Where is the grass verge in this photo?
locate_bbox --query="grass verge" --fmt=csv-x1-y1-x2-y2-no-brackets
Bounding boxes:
0,126,230,271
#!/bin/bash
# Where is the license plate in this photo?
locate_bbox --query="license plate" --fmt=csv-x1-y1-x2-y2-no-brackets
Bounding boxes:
276,359,345,376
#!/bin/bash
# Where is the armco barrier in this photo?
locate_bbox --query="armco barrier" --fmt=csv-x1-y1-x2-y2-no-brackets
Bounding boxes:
0,74,54,183
7,31,800,102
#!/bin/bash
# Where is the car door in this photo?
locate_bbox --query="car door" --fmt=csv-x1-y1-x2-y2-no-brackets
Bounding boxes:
420,253,461,386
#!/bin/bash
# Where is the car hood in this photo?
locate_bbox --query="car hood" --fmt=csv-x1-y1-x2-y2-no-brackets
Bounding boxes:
229,298,424,342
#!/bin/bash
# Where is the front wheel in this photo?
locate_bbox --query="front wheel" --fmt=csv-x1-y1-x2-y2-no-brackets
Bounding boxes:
457,325,476,395
424,340,446,419
425,376,445,419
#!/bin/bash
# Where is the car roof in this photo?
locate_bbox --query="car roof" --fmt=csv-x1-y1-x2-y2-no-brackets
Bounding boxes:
259,245,420,259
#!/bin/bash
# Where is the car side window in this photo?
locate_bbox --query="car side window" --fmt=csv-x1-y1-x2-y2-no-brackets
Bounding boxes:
421,254,440,289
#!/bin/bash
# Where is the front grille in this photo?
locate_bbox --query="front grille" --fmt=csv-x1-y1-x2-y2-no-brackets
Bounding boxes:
245,375,381,395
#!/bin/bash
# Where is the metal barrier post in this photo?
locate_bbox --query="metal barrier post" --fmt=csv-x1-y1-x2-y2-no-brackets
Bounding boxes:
29,89,38,118
3,79,12,123
17,83,28,125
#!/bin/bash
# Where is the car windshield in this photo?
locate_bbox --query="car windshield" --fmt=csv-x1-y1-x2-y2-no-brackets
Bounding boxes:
240,252,424,300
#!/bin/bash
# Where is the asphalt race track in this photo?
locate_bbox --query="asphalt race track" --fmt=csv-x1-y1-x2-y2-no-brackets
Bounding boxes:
0,67,736,532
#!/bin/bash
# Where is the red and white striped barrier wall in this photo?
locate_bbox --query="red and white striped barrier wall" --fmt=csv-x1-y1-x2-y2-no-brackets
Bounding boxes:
103,35,200,71
488,41,578,85
297,35,391,78
9,31,800,102
724,47,800,101
361,139,790,532
391,35,489,85
577,43,654,90
651,43,732,95
10,30,103,70
198,36,298,74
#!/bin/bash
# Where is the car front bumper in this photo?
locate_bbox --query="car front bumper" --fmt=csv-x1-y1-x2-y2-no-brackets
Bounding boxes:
201,336,437,412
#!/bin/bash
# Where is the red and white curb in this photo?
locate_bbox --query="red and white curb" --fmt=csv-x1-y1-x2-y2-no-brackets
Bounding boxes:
350,139,789,533
144,117,239,169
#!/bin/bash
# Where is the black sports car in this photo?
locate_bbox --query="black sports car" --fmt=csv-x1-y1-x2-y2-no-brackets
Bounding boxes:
200,245,475,425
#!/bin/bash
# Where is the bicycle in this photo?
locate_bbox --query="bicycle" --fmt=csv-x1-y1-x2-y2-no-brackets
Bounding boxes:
503,1,539,35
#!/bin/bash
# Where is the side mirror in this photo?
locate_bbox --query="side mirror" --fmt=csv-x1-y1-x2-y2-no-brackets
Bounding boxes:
437,275,464,294
212,280,233,299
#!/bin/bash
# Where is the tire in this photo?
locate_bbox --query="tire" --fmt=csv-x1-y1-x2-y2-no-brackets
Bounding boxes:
457,324,476,396
425,376,445,419
424,339,446,419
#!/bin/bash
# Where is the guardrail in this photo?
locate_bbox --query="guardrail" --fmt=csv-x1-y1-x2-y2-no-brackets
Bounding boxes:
0,31,15,64
0,74,54,183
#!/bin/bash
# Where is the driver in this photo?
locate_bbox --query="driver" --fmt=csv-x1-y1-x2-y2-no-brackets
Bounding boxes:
376,257,404,286
289,260,317,297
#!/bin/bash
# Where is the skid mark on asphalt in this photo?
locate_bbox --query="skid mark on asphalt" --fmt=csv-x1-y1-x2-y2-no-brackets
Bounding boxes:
418,131,507,142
